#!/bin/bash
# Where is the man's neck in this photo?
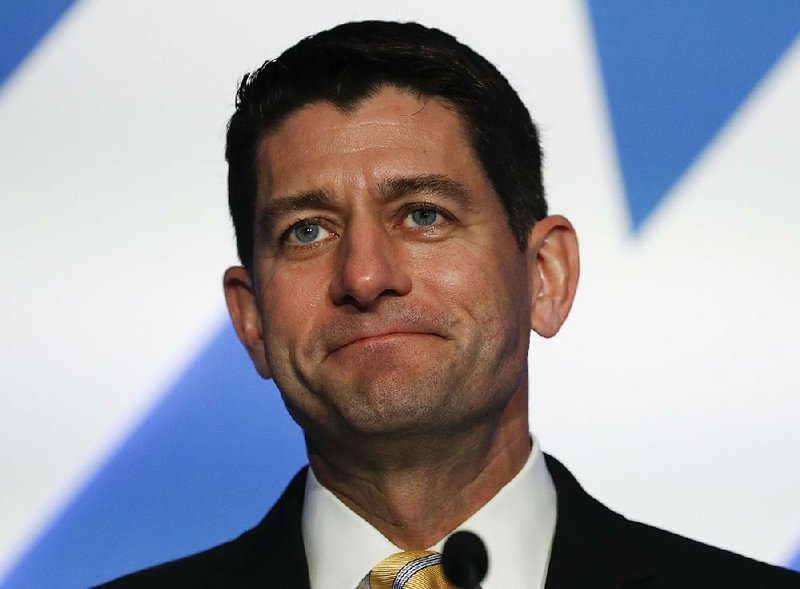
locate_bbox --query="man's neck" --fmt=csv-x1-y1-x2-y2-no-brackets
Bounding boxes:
307,389,531,549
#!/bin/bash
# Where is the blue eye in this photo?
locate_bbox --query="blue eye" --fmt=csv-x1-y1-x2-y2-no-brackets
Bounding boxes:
409,208,440,227
289,222,325,244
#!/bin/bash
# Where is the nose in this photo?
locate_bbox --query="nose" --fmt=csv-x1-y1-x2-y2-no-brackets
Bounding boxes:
329,220,412,310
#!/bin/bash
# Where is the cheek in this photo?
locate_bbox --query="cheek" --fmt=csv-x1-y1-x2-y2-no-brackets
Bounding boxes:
420,247,502,316
259,267,327,356
438,261,483,301
424,243,530,335
428,239,527,300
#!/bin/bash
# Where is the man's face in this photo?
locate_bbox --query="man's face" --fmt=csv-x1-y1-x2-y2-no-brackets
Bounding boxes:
236,87,539,443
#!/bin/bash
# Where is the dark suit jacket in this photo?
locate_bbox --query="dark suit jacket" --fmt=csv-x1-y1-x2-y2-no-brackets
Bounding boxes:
97,455,800,588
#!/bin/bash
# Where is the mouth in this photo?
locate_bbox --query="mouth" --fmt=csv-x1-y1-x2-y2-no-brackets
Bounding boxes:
329,331,440,355
322,311,453,359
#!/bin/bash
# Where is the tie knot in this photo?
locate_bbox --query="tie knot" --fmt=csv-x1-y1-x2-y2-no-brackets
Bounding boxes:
359,550,457,589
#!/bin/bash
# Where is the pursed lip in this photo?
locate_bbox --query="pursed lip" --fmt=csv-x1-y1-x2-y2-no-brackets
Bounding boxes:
321,311,453,359
325,321,446,356
327,329,441,356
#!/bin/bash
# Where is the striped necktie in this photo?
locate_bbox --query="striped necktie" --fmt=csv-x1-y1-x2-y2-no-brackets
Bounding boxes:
357,550,457,588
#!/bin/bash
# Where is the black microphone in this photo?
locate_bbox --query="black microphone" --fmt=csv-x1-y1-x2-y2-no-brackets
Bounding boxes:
442,530,489,589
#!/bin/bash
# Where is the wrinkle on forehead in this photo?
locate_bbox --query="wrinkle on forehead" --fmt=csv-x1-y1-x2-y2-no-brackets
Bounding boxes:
268,95,443,153
255,88,479,201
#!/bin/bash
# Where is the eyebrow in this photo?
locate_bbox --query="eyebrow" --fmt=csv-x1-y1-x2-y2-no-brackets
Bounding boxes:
256,188,337,243
378,174,478,212
256,173,477,241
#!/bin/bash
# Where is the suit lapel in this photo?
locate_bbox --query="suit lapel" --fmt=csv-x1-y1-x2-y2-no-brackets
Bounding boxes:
217,467,311,589
543,455,659,589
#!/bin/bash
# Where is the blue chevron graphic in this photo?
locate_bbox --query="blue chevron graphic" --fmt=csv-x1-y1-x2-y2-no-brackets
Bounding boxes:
0,0,79,89
587,0,800,231
1,322,306,588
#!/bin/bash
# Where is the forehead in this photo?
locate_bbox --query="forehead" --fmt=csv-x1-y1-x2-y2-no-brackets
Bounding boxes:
255,88,491,201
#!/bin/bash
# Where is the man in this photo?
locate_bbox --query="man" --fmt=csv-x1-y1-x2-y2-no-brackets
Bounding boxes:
99,21,799,589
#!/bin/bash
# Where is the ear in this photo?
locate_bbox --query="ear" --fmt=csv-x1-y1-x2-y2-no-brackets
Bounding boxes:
527,215,580,338
223,266,272,379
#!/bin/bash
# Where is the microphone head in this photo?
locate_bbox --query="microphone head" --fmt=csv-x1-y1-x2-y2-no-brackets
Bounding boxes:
442,530,489,588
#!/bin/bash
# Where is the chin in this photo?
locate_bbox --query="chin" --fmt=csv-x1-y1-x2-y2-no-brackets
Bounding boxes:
336,378,454,435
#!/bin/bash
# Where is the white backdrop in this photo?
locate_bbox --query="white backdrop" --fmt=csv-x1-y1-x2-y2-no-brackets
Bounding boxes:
1,1,798,586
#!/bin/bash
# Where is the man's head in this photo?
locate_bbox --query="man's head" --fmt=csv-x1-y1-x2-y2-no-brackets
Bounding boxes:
226,21,547,274
223,21,579,461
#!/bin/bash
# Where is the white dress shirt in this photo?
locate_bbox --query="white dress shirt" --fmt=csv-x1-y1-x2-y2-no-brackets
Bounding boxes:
302,437,557,589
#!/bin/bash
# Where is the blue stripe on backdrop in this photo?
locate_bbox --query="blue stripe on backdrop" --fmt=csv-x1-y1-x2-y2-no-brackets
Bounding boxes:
587,0,800,231
1,321,306,589
0,0,79,89
791,549,800,573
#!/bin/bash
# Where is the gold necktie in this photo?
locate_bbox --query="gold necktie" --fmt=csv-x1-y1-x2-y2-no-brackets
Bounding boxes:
357,550,457,589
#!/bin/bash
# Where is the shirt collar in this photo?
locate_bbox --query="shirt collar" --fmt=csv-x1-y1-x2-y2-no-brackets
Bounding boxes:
301,436,557,589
